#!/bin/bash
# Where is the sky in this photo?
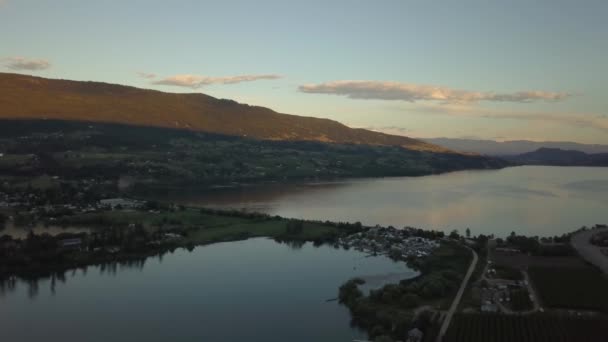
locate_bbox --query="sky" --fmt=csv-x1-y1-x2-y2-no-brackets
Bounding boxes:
1,0,607,144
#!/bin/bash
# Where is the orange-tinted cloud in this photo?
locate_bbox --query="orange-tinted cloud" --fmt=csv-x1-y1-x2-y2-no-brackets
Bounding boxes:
299,80,571,104
153,74,281,89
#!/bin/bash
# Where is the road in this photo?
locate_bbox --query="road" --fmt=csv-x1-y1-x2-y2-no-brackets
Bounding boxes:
571,227,608,274
521,270,541,312
436,246,478,342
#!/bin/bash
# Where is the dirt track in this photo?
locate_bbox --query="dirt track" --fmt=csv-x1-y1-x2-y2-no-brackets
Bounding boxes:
571,228,608,274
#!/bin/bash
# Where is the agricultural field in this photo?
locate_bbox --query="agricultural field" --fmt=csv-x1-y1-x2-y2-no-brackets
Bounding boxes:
508,288,533,311
491,264,523,281
444,313,608,342
528,266,608,312
492,249,586,270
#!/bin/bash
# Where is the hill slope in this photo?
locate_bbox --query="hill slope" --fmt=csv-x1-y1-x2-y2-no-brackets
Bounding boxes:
425,138,608,155
504,148,608,166
0,120,507,191
0,72,446,153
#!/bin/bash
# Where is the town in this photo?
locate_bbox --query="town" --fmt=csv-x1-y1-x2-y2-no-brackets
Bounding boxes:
339,226,441,260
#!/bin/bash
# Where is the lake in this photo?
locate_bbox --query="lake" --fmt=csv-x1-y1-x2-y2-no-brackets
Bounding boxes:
0,238,417,342
173,166,608,237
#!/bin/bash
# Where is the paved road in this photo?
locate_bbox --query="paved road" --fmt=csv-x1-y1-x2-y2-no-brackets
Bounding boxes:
522,270,541,312
571,228,608,274
436,247,478,342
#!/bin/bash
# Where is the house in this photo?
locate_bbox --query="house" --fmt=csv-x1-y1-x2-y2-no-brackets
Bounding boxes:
60,238,83,250
99,198,141,209
481,303,498,312
406,328,424,342
105,246,121,254
464,238,477,246
163,233,182,240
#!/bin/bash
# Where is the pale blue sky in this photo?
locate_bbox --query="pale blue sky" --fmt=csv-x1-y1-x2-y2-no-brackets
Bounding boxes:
1,0,607,143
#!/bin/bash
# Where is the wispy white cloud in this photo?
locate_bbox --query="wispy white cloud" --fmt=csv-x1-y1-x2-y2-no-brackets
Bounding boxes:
152,74,282,89
411,103,608,132
137,72,156,79
3,56,51,71
299,80,571,104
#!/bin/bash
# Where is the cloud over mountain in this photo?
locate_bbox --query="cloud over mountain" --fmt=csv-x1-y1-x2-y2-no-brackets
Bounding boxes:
299,80,571,104
137,72,156,79
3,57,51,71
153,74,281,89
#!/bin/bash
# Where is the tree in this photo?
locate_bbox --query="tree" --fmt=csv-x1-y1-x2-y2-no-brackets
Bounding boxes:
0,213,7,230
370,326,388,339
400,293,421,308
466,228,471,238
374,335,394,342
449,229,460,239
339,278,364,305
285,220,303,234
14,213,33,227
145,200,160,210
474,234,489,254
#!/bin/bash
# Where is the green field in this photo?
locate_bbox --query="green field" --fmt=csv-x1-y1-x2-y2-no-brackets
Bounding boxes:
0,207,353,281
50,208,341,246
493,264,523,281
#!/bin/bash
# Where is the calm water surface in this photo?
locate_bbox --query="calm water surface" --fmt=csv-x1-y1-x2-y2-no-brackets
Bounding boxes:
175,166,608,237
0,238,417,342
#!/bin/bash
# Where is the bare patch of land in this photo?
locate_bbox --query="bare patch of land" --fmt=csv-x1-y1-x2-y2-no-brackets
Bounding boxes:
492,249,587,270
571,227,608,274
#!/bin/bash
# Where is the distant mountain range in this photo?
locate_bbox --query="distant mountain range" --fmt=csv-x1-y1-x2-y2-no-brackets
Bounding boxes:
425,138,608,156
503,148,608,166
0,72,447,153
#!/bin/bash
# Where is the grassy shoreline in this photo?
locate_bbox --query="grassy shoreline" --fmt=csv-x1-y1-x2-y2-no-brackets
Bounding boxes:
0,206,365,280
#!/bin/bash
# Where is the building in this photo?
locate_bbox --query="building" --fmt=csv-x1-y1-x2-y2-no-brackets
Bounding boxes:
406,328,424,342
59,238,83,250
481,303,498,313
99,198,141,209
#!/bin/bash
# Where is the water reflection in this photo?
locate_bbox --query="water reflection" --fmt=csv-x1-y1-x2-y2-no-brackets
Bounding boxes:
167,181,350,209
0,257,150,299
0,238,416,342
172,166,608,237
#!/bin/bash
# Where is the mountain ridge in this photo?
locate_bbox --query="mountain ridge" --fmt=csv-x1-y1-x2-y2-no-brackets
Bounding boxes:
0,72,450,153
504,147,608,166
424,137,608,155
